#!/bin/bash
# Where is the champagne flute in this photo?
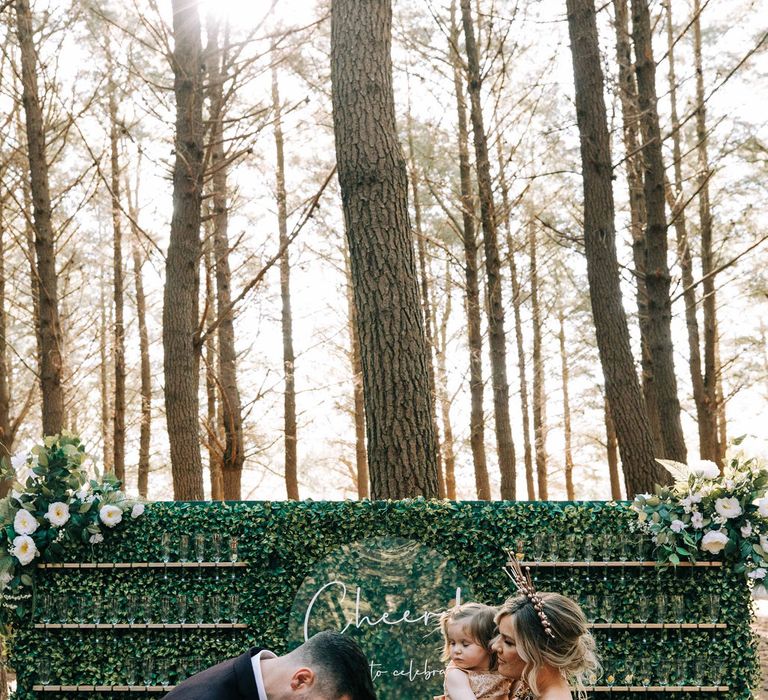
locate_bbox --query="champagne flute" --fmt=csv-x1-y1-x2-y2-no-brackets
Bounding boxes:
229,536,239,581
211,594,222,624
178,594,188,641
160,531,171,580
211,533,222,581
708,593,720,623
229,593,239,624
194,533,205,580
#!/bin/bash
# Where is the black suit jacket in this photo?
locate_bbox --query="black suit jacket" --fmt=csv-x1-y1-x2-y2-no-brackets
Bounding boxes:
164,647,263,700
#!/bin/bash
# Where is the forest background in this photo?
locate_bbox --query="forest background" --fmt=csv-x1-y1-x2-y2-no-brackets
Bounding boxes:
0,0,767,503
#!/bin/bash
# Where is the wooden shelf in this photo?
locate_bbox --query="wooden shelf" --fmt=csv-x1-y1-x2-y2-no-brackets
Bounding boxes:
510,561,722,568
34,623,247,629
36,561,247,569
588,623,725,629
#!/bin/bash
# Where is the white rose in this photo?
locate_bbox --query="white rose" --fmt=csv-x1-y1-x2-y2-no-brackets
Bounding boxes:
690,492,702,504
13,509,38,536
758,498,768,518
131,503,145,519
749,568,767,579
691,512,704,529
691,460,720,479
99,504,123,528
714,497,742,519
742,521,754,538
45,502,71,527
701,530,729,554
725,479,735,490
75,488,90,502
89,533,104,544
670,519,687,533
760,535,768,552
11,534,37,565
10,451,27,471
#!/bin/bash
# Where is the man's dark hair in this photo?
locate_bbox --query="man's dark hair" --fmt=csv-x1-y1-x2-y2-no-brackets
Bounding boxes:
299,631,377,700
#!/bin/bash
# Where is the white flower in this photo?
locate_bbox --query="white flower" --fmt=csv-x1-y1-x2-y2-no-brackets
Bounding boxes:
670,519,687,533
75,488,95,503
742,521,753,538
45,502,71,527
691,460,720,479
714,497,742,519
10,451,27,471
701,530,729,554
680,497,694,513
89,533,104,544
11,534,37,565
689,492,702,504
99,504,123,528
713,515,726,525
13,509,38,536
749,568,767,579
724,479,736,490
691,512,704,529
760,535,768,552
758,498,768,518
131,503,145,519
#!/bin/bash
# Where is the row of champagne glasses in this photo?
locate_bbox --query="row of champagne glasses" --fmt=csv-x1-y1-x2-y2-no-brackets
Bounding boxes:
581,593,720,624
593,657,726,687
516,533,650,562
36,592,241,625
37,655,224,686
160,533,239,563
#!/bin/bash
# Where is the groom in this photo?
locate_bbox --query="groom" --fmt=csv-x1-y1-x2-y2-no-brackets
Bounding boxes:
164,630,377,700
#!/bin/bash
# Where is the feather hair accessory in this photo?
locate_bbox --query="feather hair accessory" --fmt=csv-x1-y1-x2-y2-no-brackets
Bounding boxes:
503,551,556,638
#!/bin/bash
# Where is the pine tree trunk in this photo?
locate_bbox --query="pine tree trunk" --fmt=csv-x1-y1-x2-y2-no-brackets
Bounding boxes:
692,0,721,464
496,135,535,500
715,321,727,459
434,259,457,499
272,59,299,501
604,396,623,499
204,241,223,500
406,102,445,498
613,0,663,453
450,0,490,500
630,0,687,462
566,0,667,495
15,0,64,436
0,227,12,467
331,0,439,498
130,236,151,499
108,78,126,484
99,275,113,473
163,0,204,500
559,309,575,500
343,243,369,498
529,220,548,500
460,0,517,498
663,0,713,461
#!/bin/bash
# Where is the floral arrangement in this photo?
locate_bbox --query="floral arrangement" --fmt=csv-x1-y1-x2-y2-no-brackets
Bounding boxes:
632,443,768,580
0,432,144,618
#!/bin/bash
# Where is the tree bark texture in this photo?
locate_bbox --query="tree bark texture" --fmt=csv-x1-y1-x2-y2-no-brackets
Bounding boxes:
692,0,722,463
206,17,243,500
613,0,663,453
630,0,687,462
272,60,299,501
450,1,490,500
566,0,668,495
604,396,623,499
99,276,113,474
0,227,12,466
343,243,369,499
204,241,223,500
331,0,439,499
15,0,64,436
558,309,575,500
108,78,126,484
460,0,517,498
131,237,151,499
163,0,205,500
529,221,548,500
663,0,714,462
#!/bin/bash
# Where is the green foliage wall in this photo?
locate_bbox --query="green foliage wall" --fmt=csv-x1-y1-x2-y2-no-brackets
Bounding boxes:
7,500,758,699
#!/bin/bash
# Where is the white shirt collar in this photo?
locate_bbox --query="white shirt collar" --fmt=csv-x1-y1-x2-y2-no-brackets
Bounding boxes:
251,649,277,700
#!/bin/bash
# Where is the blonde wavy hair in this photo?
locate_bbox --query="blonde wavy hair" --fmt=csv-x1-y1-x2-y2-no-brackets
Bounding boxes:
495,593,599,699
439,602,499,670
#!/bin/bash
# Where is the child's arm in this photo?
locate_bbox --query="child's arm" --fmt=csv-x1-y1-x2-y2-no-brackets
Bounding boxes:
444,667,479,700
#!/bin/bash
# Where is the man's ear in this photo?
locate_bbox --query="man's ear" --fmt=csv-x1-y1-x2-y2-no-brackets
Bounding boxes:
290,667,316,691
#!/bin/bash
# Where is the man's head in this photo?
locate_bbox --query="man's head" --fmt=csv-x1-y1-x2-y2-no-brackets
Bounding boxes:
263,631,377,700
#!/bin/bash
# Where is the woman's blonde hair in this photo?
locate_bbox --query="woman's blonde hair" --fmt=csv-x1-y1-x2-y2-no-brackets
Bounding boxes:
495,593,599,698
438,602,499,669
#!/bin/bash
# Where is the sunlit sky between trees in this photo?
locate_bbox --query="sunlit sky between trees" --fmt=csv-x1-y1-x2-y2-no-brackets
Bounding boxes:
2,0,767,501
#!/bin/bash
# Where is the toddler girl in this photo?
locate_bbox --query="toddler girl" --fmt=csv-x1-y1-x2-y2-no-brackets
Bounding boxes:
434,602,511,700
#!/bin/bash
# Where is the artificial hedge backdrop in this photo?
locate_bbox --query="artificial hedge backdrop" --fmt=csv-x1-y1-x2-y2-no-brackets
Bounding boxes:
7,499,758,699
